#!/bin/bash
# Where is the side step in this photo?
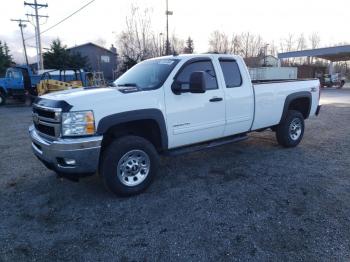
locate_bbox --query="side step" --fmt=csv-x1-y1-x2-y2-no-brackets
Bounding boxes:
165,133,248,156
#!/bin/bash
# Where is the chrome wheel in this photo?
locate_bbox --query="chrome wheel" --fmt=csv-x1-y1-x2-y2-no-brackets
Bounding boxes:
289,118,302,140
117,150,150,187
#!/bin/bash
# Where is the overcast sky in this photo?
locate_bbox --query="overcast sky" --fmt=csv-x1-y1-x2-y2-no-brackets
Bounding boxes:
0,0,349,63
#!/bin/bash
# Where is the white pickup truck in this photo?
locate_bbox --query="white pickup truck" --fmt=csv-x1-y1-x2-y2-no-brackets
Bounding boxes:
29,54,321,196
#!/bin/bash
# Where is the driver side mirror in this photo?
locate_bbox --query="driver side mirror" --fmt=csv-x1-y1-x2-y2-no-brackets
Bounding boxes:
171,71,206,95
189,71,206,93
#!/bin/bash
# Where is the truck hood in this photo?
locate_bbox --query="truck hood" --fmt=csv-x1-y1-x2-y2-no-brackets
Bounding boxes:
39,87,125,109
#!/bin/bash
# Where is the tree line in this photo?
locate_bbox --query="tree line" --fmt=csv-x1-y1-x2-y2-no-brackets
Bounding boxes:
1,5,349,76
0,41,14,76
114,6,328,73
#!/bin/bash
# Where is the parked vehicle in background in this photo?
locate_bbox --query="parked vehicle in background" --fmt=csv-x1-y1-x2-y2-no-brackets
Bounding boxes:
29,54,321,196
319,73,346,88
0,66,34,105
36,69,93,96
0,66,91,106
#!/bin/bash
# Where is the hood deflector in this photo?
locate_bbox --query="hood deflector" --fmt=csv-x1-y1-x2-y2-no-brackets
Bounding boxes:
34,97,73,112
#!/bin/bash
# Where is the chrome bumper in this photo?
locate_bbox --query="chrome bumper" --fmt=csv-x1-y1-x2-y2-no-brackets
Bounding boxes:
29,125,102,175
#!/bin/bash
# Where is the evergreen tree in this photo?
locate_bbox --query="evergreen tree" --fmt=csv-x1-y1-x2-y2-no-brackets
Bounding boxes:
183,37,194,54
0,41,14,76
43,38,89,69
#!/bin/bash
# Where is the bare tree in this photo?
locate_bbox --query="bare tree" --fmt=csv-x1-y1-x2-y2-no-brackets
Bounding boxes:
309,32,321,64
208,31,264,58
116,5,159,72
279,34,296,65
239,32,264,58
116,5,187,73
229,34,242,55
170,34,185,54
296,33,307,64
309,32,320,49
269,41,278,57
208,30,230,53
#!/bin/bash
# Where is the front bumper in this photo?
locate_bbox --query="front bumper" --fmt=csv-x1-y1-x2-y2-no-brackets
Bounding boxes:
29,125,102,175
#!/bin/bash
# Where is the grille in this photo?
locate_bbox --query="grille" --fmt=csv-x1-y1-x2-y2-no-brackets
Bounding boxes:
33,107,56,119
34,123,56,137
32,104,61,138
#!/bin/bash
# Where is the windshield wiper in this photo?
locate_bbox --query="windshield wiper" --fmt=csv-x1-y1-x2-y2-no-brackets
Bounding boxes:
116,83,138,87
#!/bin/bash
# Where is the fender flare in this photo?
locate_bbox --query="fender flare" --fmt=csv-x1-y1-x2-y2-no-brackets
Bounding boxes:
97,109,168,150
279,91,312,123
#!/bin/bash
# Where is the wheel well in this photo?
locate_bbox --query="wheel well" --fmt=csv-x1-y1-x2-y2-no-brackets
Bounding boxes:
288,97,310,119
0,86,6,95
101,119,163,153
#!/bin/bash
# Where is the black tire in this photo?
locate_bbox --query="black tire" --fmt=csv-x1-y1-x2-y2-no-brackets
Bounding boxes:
100,135,159,196
276,110,304,148
0,91,6,106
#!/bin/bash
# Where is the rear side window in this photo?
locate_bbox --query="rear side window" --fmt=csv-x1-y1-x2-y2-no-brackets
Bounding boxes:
219,60,242,88
176,60,218,90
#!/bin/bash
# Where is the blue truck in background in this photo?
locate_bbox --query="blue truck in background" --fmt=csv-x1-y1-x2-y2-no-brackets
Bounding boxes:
0,65,91,106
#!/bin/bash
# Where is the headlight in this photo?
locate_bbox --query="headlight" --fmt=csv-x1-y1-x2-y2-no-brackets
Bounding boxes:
61,111,95,136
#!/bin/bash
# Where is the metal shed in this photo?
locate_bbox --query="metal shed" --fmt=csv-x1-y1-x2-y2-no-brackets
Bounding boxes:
278,45,350,62
278,45,350,75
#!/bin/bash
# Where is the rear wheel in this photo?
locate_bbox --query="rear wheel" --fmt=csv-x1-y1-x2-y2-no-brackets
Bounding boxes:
276,110,304,148
100,135,159,196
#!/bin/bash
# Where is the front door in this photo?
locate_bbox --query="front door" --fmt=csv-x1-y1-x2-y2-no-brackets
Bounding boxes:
7,69,23,90
164,59,226,149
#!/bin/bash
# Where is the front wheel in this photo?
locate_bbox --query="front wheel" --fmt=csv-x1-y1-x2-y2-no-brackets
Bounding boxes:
276,110,304,148
100,135,159,196
0,92,6,106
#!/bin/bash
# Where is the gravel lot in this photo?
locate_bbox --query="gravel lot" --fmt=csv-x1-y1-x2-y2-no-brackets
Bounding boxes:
0,89,350,261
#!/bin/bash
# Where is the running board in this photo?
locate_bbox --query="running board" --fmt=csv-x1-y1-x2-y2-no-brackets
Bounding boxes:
165,134,248,156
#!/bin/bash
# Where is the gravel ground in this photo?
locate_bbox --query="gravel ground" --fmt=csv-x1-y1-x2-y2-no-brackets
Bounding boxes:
0,89,350,261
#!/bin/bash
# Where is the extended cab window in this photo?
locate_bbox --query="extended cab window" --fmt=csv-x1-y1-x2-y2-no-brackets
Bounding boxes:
176,60,218,90
219,60,242,88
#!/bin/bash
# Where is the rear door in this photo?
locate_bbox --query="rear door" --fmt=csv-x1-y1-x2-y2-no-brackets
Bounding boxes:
217,58,254,136
164,58,226,148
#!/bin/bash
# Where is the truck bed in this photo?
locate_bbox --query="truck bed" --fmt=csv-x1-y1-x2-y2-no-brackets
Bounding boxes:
251,78,320,130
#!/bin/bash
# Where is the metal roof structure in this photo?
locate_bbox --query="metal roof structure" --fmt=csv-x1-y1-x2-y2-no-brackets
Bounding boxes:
67,42,117,55
278,45,350,62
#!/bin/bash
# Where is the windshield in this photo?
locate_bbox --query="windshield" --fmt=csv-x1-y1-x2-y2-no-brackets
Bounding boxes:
114,58,179,90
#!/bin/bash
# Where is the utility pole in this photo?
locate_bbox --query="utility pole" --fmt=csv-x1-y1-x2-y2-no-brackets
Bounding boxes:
165,0,173,55
24,0,48,70
10,19,29,66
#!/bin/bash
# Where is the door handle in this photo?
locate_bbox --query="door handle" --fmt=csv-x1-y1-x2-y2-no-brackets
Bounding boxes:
209,97,223,102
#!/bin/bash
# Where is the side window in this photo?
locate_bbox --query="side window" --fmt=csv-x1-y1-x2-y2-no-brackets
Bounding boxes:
12,70,22,80
176,61,218,90
7,71,13,79
219,60,242,88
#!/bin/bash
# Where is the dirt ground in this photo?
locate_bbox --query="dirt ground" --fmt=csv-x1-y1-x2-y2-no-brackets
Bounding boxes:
0,89,349,261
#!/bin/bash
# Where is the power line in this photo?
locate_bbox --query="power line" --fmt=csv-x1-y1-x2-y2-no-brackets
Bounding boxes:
25,0,96,41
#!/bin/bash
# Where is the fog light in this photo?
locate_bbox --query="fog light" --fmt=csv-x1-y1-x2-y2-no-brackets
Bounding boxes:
64,158,76,166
